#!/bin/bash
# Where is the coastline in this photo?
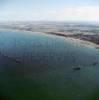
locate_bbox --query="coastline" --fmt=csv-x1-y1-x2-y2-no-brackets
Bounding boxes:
0,28,99,49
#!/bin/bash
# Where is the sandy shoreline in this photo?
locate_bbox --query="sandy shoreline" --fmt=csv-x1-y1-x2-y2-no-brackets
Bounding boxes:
0,28,99,49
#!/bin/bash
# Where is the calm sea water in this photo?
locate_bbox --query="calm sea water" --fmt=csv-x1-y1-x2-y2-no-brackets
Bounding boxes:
0,31,99,100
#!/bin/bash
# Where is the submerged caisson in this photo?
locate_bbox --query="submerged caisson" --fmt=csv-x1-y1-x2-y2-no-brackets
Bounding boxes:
0,31,99,100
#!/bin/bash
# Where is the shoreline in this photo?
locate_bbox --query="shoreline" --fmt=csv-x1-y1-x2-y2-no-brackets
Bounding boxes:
0,28,99,49
46,32,99,49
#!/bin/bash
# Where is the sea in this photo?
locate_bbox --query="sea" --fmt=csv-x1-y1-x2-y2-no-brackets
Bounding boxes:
0,31,99,100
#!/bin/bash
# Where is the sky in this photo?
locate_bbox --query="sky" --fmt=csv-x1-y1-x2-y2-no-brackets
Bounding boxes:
0,0,99,22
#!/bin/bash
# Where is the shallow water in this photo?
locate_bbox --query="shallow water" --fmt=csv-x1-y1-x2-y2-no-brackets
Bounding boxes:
0,31,99,100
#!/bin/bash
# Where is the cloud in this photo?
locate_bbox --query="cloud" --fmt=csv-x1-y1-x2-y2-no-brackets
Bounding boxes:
0,4,99,22
49,6,99,21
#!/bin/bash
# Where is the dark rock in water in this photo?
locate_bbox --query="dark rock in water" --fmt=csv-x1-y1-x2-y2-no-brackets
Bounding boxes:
8,57,21,64
73,67,81,71
0,53,22,64
5,56,21,64
92,62,98,66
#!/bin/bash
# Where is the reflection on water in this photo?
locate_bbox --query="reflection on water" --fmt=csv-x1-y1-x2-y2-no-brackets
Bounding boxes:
0,31,99,100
